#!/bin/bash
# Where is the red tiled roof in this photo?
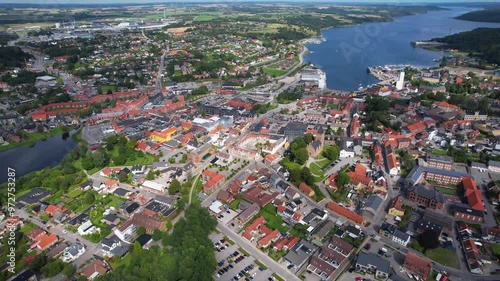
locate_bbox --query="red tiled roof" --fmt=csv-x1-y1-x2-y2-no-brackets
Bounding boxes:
258,229,280,247
326,202,364,225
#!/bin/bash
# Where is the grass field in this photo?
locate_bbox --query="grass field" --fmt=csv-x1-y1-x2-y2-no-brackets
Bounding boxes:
425,248,460,269
309,162,325,182
67,189,83,198
263,67,288,77
491,243,500,256
100,85,117,93
434,186,457,196
257,204,290,232
431,149,448,155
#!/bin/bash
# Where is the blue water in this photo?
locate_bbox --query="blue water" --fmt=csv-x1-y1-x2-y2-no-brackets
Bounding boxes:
0,131,76,183
304,7,500,91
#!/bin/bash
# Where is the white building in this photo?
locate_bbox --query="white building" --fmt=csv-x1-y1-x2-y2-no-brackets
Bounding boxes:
78,220,99,236
340,148,355,158
141,180,166,193
396,71,405,90
62,243,86,262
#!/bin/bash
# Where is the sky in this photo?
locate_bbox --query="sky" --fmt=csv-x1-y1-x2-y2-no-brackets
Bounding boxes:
0,0,498,4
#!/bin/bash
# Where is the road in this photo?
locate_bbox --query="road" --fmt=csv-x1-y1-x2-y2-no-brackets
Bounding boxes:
217,223,300,281
156,48,168,93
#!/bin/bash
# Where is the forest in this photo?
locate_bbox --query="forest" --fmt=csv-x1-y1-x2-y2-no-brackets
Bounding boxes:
455,8,500,23
98,204,217,281
0,47,33,70
432,28,500,65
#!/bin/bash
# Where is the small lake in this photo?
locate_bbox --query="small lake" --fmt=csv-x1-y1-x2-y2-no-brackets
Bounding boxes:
0,130,77,183
304,6,500,91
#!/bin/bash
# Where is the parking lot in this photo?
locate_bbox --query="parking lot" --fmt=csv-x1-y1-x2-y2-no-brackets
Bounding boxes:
82,122,116,144
210,233,275,281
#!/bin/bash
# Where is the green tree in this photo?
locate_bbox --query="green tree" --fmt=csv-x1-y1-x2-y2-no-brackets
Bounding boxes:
63,264,76,277
294,148,309,165
152,229,163,241
337,172,350,188
181,154,188,164
118,171,128,183
300,167,314,185
418,229,440,253
136,227,146,236
81,157,94,170
146,170,155,180
169,179,181,195
323,145,340,161
303,133,313,145
83,191,96,205
113,154,127,166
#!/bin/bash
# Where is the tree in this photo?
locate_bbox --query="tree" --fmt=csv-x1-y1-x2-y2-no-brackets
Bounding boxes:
181,154,188,164
294,148,309,165
418,229,440,252
152,229,163,241
83,191,96,205
337,172,350,188
136,227,146,236
91,149,109,168
63,264,76,277
113,154,127,166
146,170,155,180
303,133,313,145
169,179,181,195
106,142,114,151
168,157,175,164
81,156,94,170
300,167,314,185
118,171,128,183
323,145,340,161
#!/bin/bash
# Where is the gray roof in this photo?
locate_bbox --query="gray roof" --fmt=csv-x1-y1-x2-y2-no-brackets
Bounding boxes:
489,160,500,168
311,219,334,239
427,153,453,164
311,140,322,150
392,229,410,242
470,162,487,168
155,195,176,206
356,252,390,274
364,195,384,214
103,214,119,223
284,239,317,267
114,188,130,197
102,235,121,247
408,184,444,203
18,188,51,204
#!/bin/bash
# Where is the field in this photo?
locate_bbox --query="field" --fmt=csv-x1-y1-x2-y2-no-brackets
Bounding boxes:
100,85,117,93
257,204,290,232
434,186,457,196
263,67,288,77
424,248,460,269
431,149,448,155
491,243,500,257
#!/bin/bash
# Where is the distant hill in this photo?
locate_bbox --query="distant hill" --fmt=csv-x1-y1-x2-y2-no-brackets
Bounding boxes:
455,9,500,23
432,28,500,65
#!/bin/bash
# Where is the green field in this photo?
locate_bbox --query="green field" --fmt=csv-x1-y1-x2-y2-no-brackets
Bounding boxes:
491,243,500,256
263,67,288,77
431,149,448,155
67,189,83,198
100,85,117,93
257,204,290,232
434,186,457,196
425,248,460,269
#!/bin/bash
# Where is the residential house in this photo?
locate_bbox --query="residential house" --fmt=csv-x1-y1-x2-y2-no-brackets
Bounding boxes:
234,203,260,225
403,252,432,281
30,233,58,252
363,194,384,216
81,259,110,280
355,252,390,281
326,202,365,225
62,243,86,262
283,239,317,271
406,184,444,210
388,196,405,217
299,183,315,197
202,170,225,195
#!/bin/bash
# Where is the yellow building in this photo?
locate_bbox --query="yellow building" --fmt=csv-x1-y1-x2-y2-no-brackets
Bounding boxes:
388,195,405,217
150,127,176,143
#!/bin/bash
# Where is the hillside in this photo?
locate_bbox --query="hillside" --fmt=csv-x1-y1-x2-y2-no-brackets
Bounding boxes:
455,8,500,23
432,28,500,65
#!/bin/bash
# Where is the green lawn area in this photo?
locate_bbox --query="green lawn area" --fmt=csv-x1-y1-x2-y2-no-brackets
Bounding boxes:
193,14,218,22
257,204,290,232
309,163,325,182
425,248,460,269
228,198,241,211
108,146,159,166
268,249,287,261
280,158,303,171
254,260,268,270
431,149,448,155
434,186,457,196
263,67,288,77
316,159,332,168
272,273,285,281
490,243,500,257
110,253,132,270
100,85,117,93
67,189,83,198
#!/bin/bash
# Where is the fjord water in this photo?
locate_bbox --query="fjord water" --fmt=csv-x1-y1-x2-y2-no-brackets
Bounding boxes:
305,6,500,91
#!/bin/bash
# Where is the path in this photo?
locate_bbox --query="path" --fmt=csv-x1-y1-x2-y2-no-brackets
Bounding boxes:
188,173,201,205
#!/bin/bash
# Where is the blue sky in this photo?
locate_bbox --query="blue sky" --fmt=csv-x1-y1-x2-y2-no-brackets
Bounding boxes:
0,0,497,4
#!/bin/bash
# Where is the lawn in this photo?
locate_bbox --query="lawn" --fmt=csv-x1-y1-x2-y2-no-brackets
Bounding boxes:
67,189,83,198
108,146,159,166
110,253,132,270
316,159,332,168
257,204,290,232
309,163,325,182
228,198,241,211
263,67,288,77
254,260,268,270
193,14,218,22
424,248,459,269
431,149,448,155
100,85,117,93
434,186,457,196
280,158,303,171
490,243,500,257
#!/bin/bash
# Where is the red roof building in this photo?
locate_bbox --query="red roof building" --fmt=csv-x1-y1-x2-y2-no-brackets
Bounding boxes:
326,202,364,225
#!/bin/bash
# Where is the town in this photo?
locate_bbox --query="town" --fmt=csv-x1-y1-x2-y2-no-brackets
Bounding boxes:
0,3,500,281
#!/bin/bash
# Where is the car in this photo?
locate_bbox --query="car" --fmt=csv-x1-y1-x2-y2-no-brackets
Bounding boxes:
348,268,354,273
62,230,68,234
287,264,294,269
356,278,363,281
229,264,234,268
364,243,371,250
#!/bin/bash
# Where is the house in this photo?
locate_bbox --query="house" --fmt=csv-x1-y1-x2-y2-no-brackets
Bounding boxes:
283,239,317,271
62,243,86,262
141,180,166,193
406,184,444,210
258,229,280,248
453,205,484,223
135,234,153,248
326,202,365,225
355,252,390,281
488,160,500,173
403,252,432,281
27,228,46,241
379,223,411,246
131,165,145,175
121,202,140,217
299,183,315,197
30,233,58,251
310,220,335,241
100,167,122,177
101,235,129,257
202,170,225,194
11,269,38,281
363,195,384,216
234,203,260,225
150,127,176,142
307,256,336,279
388,196,405,217
81,259,110,280
78,220,99,236
427,154,454,171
